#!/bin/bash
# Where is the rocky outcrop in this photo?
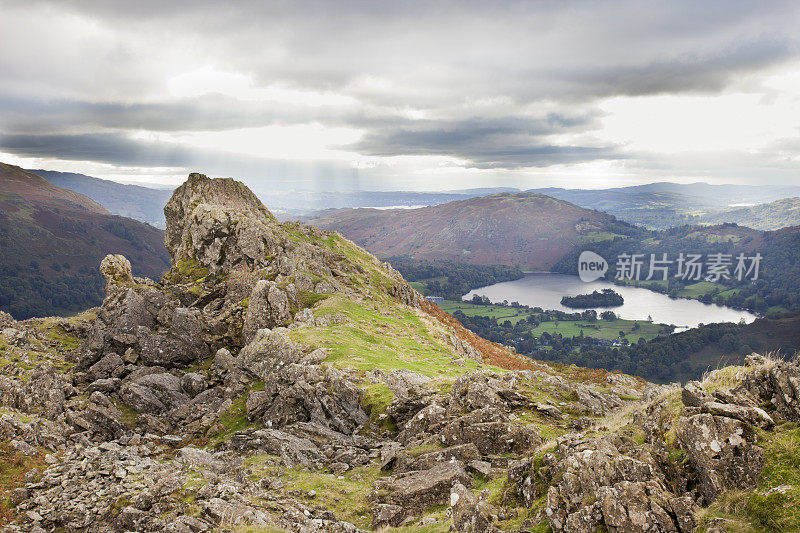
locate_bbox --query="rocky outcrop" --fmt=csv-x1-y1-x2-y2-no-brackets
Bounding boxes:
450,482,497,533
164,173,277,274
543,433,697,533
740,355,800,422
677,412,764,503
246,363,368,434
374,461,472,515
242,280,292,342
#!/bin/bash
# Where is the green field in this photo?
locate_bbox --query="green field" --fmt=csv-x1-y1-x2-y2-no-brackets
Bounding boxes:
440,300,667,342
526,317,664,343
441,300,531,324
676,281,719,298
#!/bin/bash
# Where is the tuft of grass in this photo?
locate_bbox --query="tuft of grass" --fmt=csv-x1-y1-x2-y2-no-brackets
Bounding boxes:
296,290,329,309
360,382,397,433
206,383,263,447
276,463,384,529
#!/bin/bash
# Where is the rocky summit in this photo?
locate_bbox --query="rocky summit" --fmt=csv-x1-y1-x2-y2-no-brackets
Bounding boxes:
1,174,799,532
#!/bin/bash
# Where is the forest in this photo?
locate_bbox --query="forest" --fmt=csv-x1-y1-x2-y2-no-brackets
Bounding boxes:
387,257,524,301
561,289,624,308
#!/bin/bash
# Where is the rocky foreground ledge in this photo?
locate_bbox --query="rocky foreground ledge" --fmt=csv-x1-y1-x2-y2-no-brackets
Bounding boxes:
0,174,798,533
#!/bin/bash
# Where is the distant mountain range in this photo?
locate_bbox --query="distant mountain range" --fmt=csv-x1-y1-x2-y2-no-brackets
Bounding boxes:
28,169,173,228
525,182,800,230
33,168,800,231
305,192,639,270
0,164,170,318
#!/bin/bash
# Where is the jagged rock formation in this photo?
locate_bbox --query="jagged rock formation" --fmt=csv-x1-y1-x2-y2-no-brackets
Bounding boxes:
1,174,798,532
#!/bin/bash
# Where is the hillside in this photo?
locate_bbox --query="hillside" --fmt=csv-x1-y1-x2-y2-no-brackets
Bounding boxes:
699,197,800,230
0,163,170,319
30,168,173,228
307,192,640,271
0,173,799,532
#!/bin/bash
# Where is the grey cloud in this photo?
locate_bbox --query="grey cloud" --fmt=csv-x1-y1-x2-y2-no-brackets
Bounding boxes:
0,132,356,186
346,114,621,168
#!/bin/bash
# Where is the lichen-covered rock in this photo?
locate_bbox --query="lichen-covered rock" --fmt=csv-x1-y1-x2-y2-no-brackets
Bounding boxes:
677,412,764,503
439,408,541,454
740,359,800,422
375,461,472,515
242,280,292,343
450,482,497,533
164,173,278,274
393,443,480,474
99,254,133,286
246,363,367,434
544,434,695,533
237,327,304,379
700,400,774,429
87,352,124,381
372,504,406,529
227,428,325,467
120,372,190,415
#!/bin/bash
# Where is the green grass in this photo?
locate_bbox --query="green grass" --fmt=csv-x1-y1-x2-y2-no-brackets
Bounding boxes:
206,382,263,447
677,281,720,299
166,256,210,284
296,290,329,309
361,382,397,432
267,462,384,529
526,317,664,342
290,296,488,377
577,231,627,244
440,301,529,323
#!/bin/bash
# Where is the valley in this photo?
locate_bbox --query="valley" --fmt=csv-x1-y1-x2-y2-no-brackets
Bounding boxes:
0,164,170,319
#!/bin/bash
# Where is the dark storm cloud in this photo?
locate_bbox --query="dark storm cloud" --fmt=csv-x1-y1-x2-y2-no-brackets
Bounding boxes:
0,95,332,133
0,132,200,167
563,38,797,98
0,131,355,185
347,114,621,169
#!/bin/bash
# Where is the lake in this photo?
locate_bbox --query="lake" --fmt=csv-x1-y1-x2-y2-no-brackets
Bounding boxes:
463,273,758,330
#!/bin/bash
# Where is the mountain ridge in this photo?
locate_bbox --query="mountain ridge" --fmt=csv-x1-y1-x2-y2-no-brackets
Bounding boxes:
29,168,173,228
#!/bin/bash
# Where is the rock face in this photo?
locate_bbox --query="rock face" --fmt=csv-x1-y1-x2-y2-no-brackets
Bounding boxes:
242,280,292,342
741,356,800,422
450,482,497,533
543,434,696,533
99,254,134,286
374,461,472,515
677,413,764,503
164,173,277,274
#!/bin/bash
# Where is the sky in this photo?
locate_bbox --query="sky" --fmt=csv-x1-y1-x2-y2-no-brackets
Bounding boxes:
1,0,800,191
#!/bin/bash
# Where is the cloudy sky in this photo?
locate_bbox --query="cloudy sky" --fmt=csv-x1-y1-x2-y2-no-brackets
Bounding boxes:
1,0,800,191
